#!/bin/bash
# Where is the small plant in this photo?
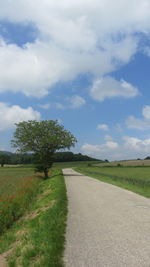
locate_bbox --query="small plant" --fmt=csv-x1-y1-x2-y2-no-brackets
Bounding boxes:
117,163,122,167
87,163,92,167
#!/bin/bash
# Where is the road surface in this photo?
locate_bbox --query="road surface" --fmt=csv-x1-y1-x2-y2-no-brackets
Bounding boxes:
63,168,150,267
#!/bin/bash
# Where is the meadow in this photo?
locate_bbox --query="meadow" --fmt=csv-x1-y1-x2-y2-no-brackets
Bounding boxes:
76,165,150,198
95,159,150,166
0,167,67,267
0,167,41,234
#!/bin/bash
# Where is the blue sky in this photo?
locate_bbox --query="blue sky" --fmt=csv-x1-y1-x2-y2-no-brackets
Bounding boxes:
0,0,150,160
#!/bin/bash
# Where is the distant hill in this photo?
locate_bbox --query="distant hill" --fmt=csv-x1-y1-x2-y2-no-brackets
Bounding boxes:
0,151,102,165
0,151,13,155
53,152,100,162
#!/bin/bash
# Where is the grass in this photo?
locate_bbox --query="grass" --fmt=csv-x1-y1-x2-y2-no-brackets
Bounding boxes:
0,167,41,235
75,166,150,198
95,159,150,166
0,168,67,267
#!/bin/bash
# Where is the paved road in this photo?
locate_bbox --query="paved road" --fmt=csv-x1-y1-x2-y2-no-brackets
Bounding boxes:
63,168,150,267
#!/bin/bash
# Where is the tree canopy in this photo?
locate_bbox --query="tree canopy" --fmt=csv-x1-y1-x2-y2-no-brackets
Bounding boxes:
11,120,77,178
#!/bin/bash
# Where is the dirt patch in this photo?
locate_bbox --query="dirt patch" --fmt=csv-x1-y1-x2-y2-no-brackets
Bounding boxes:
15,229,28,239
22,200,56,221
37,189,52,202
0,241,21,267
0,255,7,267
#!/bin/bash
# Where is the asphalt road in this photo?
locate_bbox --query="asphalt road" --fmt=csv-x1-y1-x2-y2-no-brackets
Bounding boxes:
63,168,150,267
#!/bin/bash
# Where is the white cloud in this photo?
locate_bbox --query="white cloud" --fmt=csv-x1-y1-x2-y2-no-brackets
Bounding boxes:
43,95,86,110
54,103,65,110
97,124,109,131
126,105,150,130
0,102,41,131
0,1,150,97
68,95,86,109
90,77,139,101
81,144,101,154
142,106,150,120
104,135,113,141
81,135,150,160
38,103,51,109
82,139,119,156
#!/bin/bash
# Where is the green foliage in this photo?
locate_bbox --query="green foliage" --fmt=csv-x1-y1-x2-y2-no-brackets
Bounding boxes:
0,151,99,166
53,152,99,162
117,163,122,167
0,154,11,167
11,120,77,178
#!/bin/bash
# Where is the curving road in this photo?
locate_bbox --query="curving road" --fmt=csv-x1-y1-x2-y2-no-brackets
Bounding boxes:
63,168,150,267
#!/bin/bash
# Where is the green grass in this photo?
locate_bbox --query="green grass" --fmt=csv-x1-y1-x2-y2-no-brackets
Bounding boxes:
75,166,150,198
0,167,41,235
0,168,67,267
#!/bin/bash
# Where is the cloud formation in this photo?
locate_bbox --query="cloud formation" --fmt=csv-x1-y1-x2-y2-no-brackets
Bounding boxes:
68,95,86,109
38,95,85,110
97,124,109,131
0,102,40,131
90,77,139,101
0,0,149,97
81,135,150,160
126,106,150,130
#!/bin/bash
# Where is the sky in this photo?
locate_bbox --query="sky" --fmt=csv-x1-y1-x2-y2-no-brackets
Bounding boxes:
1,0,150,160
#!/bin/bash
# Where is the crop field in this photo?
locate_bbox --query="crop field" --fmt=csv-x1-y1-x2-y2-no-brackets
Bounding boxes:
76,166,150,198
0,167,41,234
95,159,150,167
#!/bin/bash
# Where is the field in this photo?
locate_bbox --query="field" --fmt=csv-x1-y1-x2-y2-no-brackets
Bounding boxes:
95,159,150,167
0,167,67,267
76,166,150,198
0,167,41,234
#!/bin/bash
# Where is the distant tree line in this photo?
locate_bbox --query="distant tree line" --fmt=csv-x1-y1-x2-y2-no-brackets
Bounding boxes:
53,152,100,162
0,151,100,167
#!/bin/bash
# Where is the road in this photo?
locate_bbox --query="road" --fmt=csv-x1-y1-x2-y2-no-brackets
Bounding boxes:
63,168,150,267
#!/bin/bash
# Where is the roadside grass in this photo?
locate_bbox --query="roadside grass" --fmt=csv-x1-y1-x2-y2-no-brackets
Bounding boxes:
0,167,41,235
75,166,150,198
0,168,67,267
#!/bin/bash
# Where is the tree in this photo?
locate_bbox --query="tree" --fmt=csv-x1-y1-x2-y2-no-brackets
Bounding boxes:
0,154,11,167
11,120,77,178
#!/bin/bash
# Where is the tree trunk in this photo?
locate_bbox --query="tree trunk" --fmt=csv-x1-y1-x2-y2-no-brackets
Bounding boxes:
44,168,49,179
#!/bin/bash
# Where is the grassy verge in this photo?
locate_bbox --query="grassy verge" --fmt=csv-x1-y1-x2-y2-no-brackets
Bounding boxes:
0,168,41,235
0,169,67,267
75,166,150,198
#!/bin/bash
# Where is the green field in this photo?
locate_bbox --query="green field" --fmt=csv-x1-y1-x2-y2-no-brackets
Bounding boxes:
94,159,150,167
76,166,150,198
0,167,67,266
0,167,41,235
